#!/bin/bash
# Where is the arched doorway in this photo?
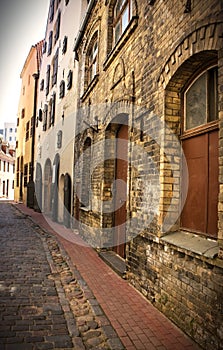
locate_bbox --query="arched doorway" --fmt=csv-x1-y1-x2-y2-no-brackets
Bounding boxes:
164,51,219,238
114,123,128,258
181,66,218,237
58,174,65,223
35,162,42,211
52,154,60,222
104,113,129,259
64,173,72,228
44,159,52,215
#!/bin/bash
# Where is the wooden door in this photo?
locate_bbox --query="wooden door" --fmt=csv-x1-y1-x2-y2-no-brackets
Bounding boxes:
114,124,128,258
181,129,218,237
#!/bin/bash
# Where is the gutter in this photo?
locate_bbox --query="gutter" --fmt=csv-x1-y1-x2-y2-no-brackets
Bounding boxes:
73,0,97,54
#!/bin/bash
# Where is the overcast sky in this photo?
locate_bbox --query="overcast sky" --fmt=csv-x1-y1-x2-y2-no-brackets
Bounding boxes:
0,0,50,129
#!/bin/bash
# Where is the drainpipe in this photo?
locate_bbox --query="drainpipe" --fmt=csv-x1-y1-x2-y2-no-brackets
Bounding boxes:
27,72,39,208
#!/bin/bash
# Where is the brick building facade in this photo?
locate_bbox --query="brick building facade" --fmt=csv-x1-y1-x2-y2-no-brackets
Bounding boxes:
73,1,223,349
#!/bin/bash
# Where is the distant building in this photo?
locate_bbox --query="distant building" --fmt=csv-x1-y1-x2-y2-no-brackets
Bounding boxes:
34,0,85,226
0,141,15,200
15,41,43,206
3,122,16,147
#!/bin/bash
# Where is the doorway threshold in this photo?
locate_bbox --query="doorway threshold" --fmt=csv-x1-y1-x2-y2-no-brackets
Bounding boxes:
99,250,127,278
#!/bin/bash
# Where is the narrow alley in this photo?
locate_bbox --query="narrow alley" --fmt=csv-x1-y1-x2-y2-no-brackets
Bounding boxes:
0,202,201,350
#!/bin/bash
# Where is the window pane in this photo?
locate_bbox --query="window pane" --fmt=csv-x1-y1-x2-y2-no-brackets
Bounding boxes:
122,4,129,32
208,67,218,122
185,72,207,130
114,21,121,44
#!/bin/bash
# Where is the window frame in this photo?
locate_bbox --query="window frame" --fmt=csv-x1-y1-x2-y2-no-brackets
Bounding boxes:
182,65,218,137
113,0,132,46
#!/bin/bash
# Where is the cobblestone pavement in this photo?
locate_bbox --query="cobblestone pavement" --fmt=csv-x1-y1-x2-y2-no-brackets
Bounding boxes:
0,202,123,350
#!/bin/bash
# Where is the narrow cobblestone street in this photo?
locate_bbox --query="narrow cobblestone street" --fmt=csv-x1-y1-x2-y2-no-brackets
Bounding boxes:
0,202,121,350
0,202,202,350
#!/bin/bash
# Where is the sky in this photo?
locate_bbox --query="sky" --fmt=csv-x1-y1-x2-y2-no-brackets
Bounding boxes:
0,0,50,130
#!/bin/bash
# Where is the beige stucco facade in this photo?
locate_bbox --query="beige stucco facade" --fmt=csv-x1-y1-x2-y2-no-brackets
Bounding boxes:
15,42,43,205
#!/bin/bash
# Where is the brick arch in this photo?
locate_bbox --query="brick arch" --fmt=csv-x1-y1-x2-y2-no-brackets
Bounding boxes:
159,50,219,235
103,99,132,126
158,21,223,89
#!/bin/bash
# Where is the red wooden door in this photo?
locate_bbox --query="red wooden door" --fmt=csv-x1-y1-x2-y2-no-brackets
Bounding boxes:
114,124,128,258
181,129,218,237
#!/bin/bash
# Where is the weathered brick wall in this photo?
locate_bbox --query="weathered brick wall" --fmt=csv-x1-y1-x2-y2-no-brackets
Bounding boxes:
73,0,223,348
126,236,223,350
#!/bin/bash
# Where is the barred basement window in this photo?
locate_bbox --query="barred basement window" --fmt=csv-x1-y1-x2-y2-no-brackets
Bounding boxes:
59,80,65,98
62,36,68,54
67,70,73,90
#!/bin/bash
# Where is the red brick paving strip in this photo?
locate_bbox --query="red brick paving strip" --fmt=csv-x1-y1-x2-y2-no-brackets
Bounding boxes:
15,203,201,350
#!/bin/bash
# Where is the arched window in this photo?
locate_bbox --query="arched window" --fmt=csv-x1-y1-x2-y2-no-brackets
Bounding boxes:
113,0,132,45
184,67,218,131
85,33,98,87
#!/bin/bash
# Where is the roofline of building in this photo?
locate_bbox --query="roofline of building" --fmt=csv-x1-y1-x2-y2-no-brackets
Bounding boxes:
73,0,97,54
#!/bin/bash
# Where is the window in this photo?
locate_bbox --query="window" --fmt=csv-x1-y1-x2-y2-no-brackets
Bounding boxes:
49,0,55,22
52,49,59,86
30,117,34,137
29,162,32,182
50,92,56,126
9,137,12,141
62,36,68,54
26,121,30,141
43,40,47,54
7,162,9,172
3,161,6,172
40,79,44,91
17,118,19,126
67,70,73,90
9,128,13,133
113,0,132,45
46,65,50,96
54,11,61,44
48,31,53,56
184,67,218,131
24,164,28,187
16,141,18,149
43,104,48,131
86,35,98,87
59,80,65,98
21,108,25,119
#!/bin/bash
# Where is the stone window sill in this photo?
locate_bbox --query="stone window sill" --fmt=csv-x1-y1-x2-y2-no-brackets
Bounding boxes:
81,74,99,102
161,230,219,259
80,206,91,212
103,16,138,71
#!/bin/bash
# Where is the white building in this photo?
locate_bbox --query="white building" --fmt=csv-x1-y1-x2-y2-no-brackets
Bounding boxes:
0,141,15,200
35,0,87,226
4,122,17,147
